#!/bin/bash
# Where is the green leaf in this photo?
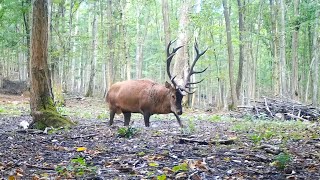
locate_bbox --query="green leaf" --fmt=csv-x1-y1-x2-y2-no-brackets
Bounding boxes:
148,162,159,167
172,163,188,172
157,174,166,180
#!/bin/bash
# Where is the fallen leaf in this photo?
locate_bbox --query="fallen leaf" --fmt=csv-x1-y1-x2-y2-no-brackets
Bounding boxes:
157,174,166,180
32,174,40,180
175,172,187,180
8,175,15,180
148,162,159,167
76,147,87,152
162,167,174,175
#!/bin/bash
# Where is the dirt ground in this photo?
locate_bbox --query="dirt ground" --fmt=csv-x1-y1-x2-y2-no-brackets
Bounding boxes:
0,94,319,180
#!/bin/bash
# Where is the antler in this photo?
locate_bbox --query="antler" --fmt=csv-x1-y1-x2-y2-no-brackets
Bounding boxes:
179,40,208,94
166,40,182,88
166,39,207,95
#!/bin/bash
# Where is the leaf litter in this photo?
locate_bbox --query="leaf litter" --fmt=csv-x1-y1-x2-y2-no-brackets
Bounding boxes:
0,95,319,179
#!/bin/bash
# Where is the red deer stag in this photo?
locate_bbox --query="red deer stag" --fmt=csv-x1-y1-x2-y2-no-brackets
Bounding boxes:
106,40,207,127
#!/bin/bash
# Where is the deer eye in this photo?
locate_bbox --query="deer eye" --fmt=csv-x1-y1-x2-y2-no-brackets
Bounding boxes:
172,95,176,99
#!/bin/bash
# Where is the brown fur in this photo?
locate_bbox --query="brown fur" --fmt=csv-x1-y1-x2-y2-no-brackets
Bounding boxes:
106,79,182,127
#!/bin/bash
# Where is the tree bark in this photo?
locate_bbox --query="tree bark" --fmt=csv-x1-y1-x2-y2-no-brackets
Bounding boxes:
161,0,171,81
85,2,98,97
291,0,299,100
222,0,237,109
106,0,115,90
279,0,287,97
135,8,144,79
173,0,190,86
29,0,74,130
22,0,31,81
270,0,280,96
312,9,320,105
236,0,245,100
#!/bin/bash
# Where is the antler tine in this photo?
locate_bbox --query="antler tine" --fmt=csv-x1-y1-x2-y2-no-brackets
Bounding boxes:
190,47,208,74
187,79,204,86
166,40,183,87
180,40,208,94
191,67,208,75
179,86,196,94
166,40,175,57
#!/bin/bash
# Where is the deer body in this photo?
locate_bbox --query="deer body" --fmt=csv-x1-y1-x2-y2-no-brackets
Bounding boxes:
106,40,207,127
107,79,183,127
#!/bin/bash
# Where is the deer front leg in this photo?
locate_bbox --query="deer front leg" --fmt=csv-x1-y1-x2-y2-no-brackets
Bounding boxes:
123,112,131,126
143,112,151,127
173,112,183,128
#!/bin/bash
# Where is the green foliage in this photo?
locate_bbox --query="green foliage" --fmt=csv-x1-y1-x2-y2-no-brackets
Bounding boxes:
137,151,145,157
55,156,97,177
53,85,65,108
249,133,263,144
209,115,222,122
117,127,139,138
274,153,292,170
97,112,108,120
249,130,275,144
0,104,26,116
148,162,159,167
180,118,196,134
157,174,166,180
172,163,188,172
231,117,317,145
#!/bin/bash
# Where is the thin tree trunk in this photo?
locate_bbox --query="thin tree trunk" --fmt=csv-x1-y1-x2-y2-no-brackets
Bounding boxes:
236,0,245,100
270,0,280,96
278,0,286,97
161,0,171,81
291,0,300,100
312,9,320,105
22,0,31,81
222,0,237,109
106,0,114,90
85,2,98,97
135,9,143,79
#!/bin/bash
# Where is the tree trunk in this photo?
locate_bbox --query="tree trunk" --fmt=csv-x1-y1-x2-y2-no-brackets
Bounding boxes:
161,0,171,81
222,0,237,109
312,9,319,105
279,0,287,97
85,2,98,97
120,0,129,81
291,0,299,100
270,0,280,96
135,13,144,79
106,0,114,90
29,0,74,130
236,0,245,100
22,0,31,81
135,10,144,79
173,0,190,86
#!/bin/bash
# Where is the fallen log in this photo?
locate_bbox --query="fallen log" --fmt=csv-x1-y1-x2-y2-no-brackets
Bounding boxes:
178,138,235,145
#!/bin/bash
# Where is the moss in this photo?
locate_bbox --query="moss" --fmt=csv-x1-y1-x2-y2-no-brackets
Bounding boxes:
32,110,75,130
31,96,76,130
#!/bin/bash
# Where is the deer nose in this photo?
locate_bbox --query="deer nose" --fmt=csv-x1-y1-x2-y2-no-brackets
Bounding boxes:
177,109,182,115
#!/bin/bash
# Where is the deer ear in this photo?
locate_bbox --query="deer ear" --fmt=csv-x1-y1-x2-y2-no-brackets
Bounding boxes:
165,81,171,88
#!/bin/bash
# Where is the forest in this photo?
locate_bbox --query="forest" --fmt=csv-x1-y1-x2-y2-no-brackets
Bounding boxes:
0,0,320,179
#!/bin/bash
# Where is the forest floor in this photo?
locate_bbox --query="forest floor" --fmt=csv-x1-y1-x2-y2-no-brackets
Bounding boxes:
0,94,320,180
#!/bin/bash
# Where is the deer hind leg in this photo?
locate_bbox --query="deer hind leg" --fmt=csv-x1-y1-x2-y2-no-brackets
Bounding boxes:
123,112,131,126
143,112,151,127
